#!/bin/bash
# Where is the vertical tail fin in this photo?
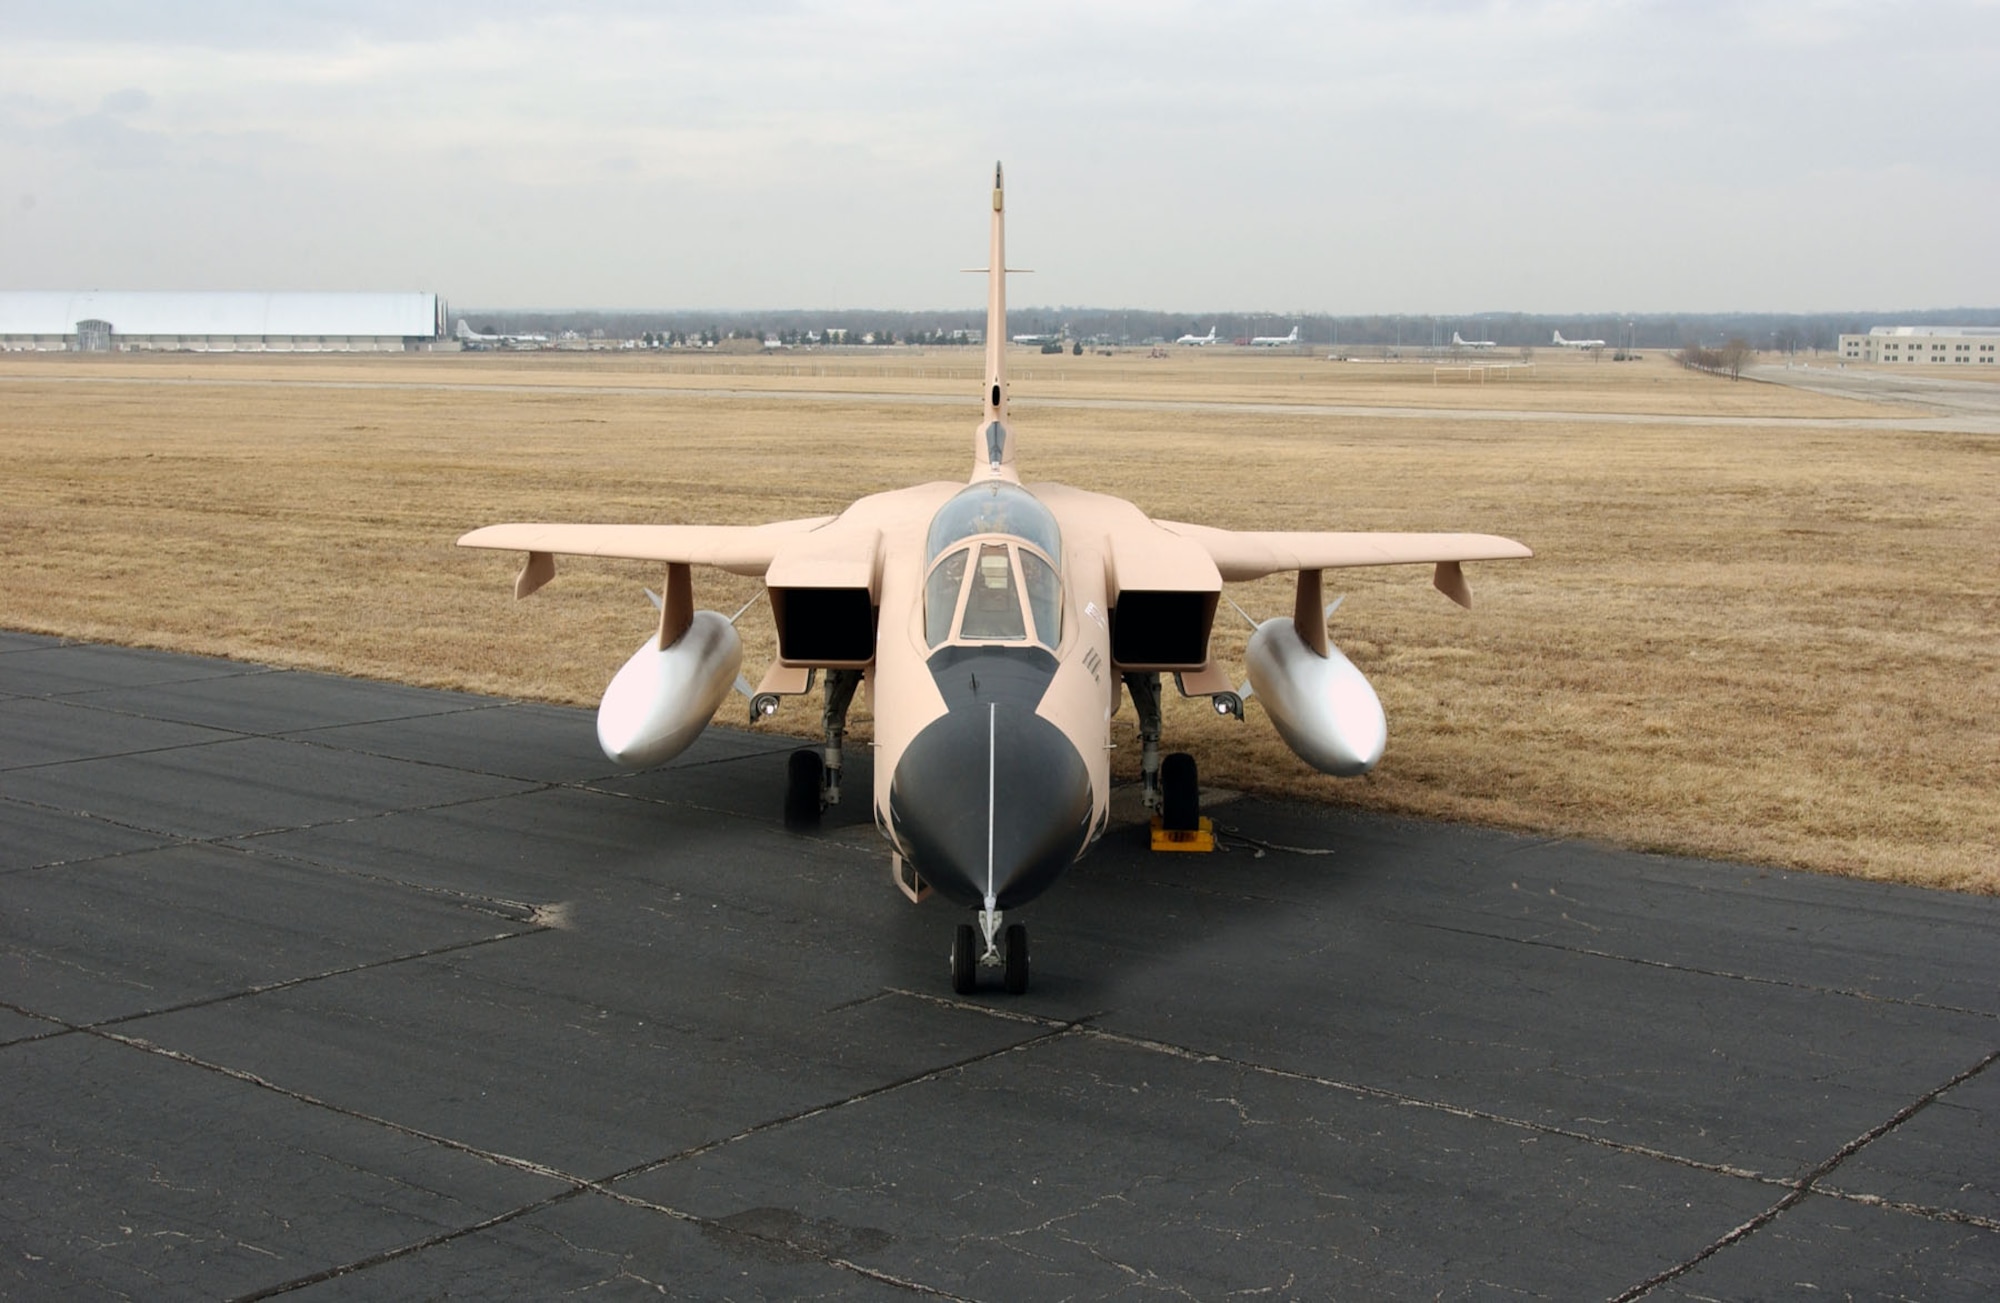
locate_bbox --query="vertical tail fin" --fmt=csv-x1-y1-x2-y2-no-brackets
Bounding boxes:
984,163,1007,425
974,162,1019,482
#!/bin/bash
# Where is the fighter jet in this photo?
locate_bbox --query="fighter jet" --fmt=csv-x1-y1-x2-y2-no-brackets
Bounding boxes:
459,164,1530,994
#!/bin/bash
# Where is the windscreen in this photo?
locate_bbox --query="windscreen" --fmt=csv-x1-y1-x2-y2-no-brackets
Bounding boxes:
924,549,968,647
1020,550,1062,646
959,544,1027,640
924,542,1062,650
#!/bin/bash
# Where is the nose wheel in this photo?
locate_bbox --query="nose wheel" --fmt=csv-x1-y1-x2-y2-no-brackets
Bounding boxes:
1003,923,1030,995
950,919,1030,995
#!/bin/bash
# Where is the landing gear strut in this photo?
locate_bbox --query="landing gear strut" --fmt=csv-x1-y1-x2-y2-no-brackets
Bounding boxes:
1123,670,1164,810
820,668,862,809
784,668,861,830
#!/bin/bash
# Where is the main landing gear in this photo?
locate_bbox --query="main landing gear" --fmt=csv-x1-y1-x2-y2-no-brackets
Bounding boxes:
1122,668,1208,845
1123,670,1166,812
952,915,1029,996
783,668,862,831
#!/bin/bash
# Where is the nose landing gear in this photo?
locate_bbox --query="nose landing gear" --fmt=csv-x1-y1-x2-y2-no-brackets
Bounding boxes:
950,917,1030,995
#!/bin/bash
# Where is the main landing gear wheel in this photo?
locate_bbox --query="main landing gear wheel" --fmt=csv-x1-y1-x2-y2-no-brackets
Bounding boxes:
1003,923,1030,995
783,748,823,830
1160,751,1200,832
951,924,978,995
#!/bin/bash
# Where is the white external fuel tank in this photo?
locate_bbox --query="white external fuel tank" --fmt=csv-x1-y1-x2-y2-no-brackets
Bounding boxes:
596,610,743,768
1244,617,1387,777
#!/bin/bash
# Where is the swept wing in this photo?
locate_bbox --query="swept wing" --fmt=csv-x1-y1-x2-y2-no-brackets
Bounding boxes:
458,518,834,595
1157,522,1532,607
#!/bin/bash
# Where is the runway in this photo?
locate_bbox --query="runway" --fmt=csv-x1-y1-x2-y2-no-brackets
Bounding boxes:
4,634,1997,1299
7,369,1997,435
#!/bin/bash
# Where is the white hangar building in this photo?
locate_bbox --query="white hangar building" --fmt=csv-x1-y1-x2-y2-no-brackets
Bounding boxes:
1838,325,2000,365
0,291,444,352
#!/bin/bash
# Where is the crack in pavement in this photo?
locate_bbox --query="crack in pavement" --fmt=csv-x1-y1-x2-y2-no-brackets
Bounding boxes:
1608,1047,2000,1301
0,927,547,1052
1808,1184,2000,1235
1,686,502,754
61,999,1079,1300
885,990,2000,1240
3,779,561,873
0,802,560,939
1413,919,1999,1021
0,665,281,697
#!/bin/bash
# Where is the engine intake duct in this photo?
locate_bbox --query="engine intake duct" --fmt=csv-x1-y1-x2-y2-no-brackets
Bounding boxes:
770,587,877,665
1110,590,1217,670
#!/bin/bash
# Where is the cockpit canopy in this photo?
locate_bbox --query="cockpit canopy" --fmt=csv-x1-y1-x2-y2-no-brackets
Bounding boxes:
926,481,1061,563
923,483,1063,650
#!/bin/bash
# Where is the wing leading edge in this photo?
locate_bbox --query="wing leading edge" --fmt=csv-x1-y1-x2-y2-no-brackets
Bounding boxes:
1155,522,1533,608
457,518,836,598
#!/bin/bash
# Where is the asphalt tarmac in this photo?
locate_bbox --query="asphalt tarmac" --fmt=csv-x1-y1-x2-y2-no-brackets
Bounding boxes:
4,633,1996,1300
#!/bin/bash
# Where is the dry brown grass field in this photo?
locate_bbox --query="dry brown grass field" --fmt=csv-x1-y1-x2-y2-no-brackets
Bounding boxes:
4,348,1994,894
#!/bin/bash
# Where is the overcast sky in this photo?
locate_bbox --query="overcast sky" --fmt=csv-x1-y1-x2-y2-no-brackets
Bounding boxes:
2,1,1994,313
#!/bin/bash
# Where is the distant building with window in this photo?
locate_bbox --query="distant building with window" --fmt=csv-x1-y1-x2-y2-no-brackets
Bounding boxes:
1838,326,2000,365
0,292,444,352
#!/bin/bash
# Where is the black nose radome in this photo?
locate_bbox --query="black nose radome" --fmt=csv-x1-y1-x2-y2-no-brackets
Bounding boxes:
889,700,1092,910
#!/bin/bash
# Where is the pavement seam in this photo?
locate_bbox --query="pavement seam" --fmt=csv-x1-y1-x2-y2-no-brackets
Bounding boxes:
602,1021,1085,1182
892,995,2000,1241
1079,1026,1785,1186
267,720,797,787
581,1185,981,1301
226,1187,589,1302
0,793,197,874
4,665,282,700
1808,1184,2000,1234
0,687,511,773
889,993,1802,1186
200,834,550,921
0,714,252,774
90,927,547,1030
118,1007,1066,1300
907,1005,2000,1276
1414,919,1998,1021
0,1004,75,1049
3,780,557,872
0,928,545,1050
1607,1046,2000,1301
